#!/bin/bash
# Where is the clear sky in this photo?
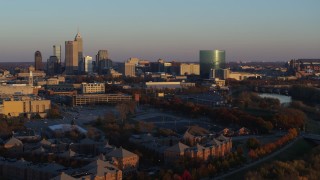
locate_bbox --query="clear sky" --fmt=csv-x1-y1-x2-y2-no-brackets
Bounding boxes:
0,0,319,62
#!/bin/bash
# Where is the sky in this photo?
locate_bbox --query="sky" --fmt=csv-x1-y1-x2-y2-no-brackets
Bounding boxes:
0,0,319,62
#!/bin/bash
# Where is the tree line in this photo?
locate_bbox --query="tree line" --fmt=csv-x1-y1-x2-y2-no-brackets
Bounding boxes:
248,128,298,160
245,143,320,179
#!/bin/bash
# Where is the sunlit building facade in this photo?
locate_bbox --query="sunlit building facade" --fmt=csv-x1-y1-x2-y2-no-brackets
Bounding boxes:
200,50,226,78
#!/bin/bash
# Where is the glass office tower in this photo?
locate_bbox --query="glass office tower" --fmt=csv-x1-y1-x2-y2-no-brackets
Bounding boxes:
200,50,226,78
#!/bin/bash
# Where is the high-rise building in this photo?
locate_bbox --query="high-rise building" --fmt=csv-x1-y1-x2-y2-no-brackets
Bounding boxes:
200,50,226,78
124,58,139,77
65,41,78,75
47,56,59,76
75,32,83,73
34,51,43,71
99,59,113,74
125,63,136,77
96,50,110,74
84,56,93,73
53,45,61,63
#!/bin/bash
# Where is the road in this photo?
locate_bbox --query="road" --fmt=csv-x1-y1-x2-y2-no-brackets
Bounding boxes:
213,136,302,180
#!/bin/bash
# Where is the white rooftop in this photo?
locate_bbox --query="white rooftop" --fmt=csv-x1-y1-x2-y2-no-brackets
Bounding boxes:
48,124,87,134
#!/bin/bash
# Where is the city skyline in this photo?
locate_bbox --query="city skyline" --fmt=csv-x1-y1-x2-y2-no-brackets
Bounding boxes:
0,0,319,62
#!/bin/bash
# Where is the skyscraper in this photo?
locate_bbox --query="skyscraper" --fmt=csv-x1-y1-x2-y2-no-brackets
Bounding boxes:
47,56,59,76
34,51,43,71
74,32,83,73
84,56,93,73
200,50,226,78
53,45,61,63
65,41,78,75
96,50,108,73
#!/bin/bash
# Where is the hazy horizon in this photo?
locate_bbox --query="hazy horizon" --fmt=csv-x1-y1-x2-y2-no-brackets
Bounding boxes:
0,0,319,63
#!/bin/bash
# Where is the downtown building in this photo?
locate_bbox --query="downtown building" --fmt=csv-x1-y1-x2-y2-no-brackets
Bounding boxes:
180,63,200,75
34,51,43,71
200,50,226,79
65,32,83,75
96,50,113,74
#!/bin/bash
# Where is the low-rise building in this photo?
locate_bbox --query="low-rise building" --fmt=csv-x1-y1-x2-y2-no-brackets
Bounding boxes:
146,82,195,89
0,84,35,95
71,94,132,106
180,63,200,75
164,134,232,163
0,95,51,118
81,83,105,94
106,147,139,175
3,137,23,153
229,72,261,81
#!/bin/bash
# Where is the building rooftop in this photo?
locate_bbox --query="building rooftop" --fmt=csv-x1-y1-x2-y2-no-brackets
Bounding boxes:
50,172,76,180
48,124,87,134
4,137,23,147
107,147,137,158
165,142,189,153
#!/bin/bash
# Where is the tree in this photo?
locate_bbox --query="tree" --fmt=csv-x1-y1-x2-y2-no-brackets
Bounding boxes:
248,149,258,160
246,138,260,150
116,103,129,124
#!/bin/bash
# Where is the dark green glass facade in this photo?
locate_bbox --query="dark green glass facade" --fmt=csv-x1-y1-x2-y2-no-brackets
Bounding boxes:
200,50,226,78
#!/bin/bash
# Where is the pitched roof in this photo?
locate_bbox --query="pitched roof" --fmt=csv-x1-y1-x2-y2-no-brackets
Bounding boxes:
40,139,52,146
206,139,222,147
196,143,206,150
107,147,137,158
183,129,195,140
165,142,189,153
32,146,46,154
84,159,120,177
4,137,23,146
80,137,96,144
50,172,76,180
216,134,230,142
60,149,76,158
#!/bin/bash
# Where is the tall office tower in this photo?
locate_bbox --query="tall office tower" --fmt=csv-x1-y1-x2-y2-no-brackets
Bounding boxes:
53,45,61,63
124,58,139,77
74,32,83,73
65,41,78,75
47,56,59,76
84,56,93,73
99,59,113,74
96,50,109,73
34,51,43,71
200,50,226,78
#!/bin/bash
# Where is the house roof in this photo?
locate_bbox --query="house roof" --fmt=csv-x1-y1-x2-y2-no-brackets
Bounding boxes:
183,130,195,140
107,147,137,158
80,137,96,144
166,142,189,153
84,159,120,177
40,139,52,146
61,149,76,158
32,146,46,154
216,134,230,142
206,139,222,147
50,172,76,180
4,137,23,147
